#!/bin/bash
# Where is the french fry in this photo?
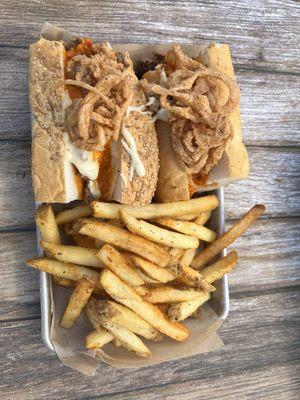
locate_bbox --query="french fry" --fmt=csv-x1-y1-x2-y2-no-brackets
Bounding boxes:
60,276,95,328
201,251,238,283
157,219,216,243
97,245,144,286
193,211,212,226
86,329,114,349
91,195,219,220
168,293,211,321
192,205,265,269
175,213,199,221
74,219,170,267
70,233,97,249
113,339,122,347
56,204,92,225
86,299,151,358
96,300,161,341
52,276,75,288
177,262,215,292
99,269,189,341
139,286,207,304
35,204,61,245
26,258,103,292
169,248,185,264
180,248,197,267
135,269,161,284
129,255,176,283
120,211,199,249
52,275,105,296
40,241,103,269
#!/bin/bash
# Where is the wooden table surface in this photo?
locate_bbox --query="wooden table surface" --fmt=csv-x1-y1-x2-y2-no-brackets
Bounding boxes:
1,1,299,399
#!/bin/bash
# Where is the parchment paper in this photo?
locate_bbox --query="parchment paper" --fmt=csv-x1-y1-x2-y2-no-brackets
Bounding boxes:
38,23,225,375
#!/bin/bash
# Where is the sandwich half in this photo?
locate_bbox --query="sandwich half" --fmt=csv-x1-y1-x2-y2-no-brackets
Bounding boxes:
29,36,158,204
141,44,249,202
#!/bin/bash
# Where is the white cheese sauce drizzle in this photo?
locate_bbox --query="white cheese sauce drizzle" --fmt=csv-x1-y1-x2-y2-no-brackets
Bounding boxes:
64,133,99,181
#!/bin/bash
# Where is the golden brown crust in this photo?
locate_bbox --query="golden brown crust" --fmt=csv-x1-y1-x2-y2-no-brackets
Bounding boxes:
112,84,159,205
197,43,249,187
155,121,189,202
29,38,81,203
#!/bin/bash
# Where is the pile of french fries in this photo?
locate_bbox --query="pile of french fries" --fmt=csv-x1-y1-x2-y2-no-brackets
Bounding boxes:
26,195,265,358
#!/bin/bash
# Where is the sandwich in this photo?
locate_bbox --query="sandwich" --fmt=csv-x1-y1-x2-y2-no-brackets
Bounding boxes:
29,36,159,204
140,44,249,202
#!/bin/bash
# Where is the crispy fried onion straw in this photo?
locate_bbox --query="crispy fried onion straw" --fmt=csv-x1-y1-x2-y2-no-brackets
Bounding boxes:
141,45,240,175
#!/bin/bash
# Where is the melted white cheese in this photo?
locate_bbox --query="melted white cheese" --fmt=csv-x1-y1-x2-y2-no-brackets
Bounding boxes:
88,180,101,199
62,90,72,109
159,69,168,86
152,108,169,122
64,133,99,181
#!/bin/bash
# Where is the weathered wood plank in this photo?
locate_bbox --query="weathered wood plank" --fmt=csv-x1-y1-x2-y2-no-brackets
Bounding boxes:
0,231,39,321
0,143,299,228
1,290,299,399
1,47,299,146
0,0,299,73
0,141,35,228
225,147,300,220
1,218,299,321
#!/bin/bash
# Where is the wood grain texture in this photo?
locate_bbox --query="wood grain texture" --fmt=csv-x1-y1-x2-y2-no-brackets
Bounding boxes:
1,289,299,399
1,218,299,321
0,143,299,228
1,48,300,146
0,0,299,73
0,1,299,398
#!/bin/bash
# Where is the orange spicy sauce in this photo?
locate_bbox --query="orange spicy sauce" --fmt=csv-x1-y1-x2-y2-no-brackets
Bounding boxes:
189,173,208,196
96,141,113,200
64,38,95,99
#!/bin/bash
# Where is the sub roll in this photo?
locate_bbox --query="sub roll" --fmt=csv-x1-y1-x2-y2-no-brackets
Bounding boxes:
141,44,249,202
29,37,159,204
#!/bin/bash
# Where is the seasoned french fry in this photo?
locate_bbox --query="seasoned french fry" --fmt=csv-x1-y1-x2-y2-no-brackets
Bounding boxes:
201,251,238,283
74,219,170,267
70,233,97,249
193,211,212,226
177,262,215,292
96,300,161,341
86,299,151,358
192,205,265,269
52,276,75,288
120,211,199,249
91,195,219,219
35,204,61,245
40,241,103,269
135,269,161,284
99,269,189,341
113,338,122,347
168,293,211,321
169,248,185,264
157,219,216,243
56,204,92,225
175,213,199,221
140,286,206,304
60,276,95,328
52,275,105,296
180,248,197,267
86,329,114,349
26,258,103,292
129,255,176,283
97,245,144,286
